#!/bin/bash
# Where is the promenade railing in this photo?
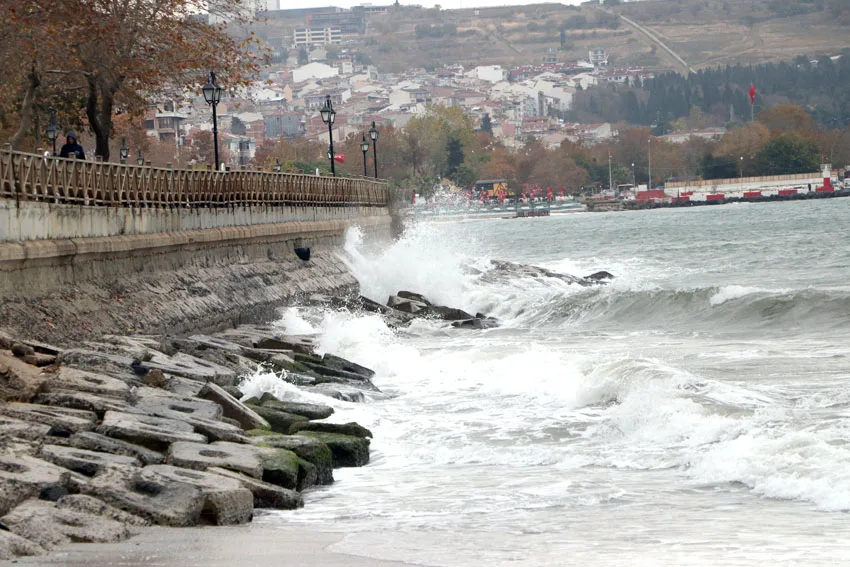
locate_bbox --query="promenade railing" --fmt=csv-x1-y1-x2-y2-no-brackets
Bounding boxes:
0,149,389,208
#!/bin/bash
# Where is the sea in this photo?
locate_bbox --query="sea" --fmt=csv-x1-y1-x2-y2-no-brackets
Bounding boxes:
242,198,850,566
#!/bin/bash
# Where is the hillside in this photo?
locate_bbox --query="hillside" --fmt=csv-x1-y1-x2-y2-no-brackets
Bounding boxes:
351,0,847,73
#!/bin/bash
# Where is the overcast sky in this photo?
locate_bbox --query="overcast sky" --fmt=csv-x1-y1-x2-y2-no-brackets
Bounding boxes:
273,0,585,11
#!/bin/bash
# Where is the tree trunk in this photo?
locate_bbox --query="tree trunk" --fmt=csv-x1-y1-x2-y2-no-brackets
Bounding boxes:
8,66,41,150
85,74,121,160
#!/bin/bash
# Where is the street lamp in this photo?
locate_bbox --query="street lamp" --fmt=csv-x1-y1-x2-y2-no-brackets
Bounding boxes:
202,71,224,171
631,162,636,191
360,134,370,177
119,137,129,164
369,120,379,178
45,108,60,157
320,95,336,176
275,158,281,173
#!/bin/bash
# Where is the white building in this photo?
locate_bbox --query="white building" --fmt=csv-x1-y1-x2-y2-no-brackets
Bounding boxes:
471,65,507,83
293,27,342,47
291,62,340,83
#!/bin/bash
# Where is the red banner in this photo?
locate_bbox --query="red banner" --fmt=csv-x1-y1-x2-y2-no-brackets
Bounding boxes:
333,153,345,164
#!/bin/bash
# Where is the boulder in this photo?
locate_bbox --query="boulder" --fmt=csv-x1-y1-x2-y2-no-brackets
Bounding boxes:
67,431,164,466
0,528,46,560
289,421,373,439
247,432,333,485
197,383,270,431
0,403,97,433
585,270,615,282
38,444,141,477
80,464,204,527
1,499,131,549
208,467,303,510
0,455,71,516
396,291,432,305
167,441,264,478
244,405,308,435
0,416,51,441
258,394,334,420
140,465,253,526
140,369,167,388
293,354,375,383
55,494,150,526
297,432,370,468
187,334,244,353
96,411,207,452
427,305,474,321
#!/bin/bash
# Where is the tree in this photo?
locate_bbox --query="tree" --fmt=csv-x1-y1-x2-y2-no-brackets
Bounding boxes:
297,47,309,66
481,113,493,136
716,122,771,162
756,133,820,175
758,104,814,134
446,136,464,178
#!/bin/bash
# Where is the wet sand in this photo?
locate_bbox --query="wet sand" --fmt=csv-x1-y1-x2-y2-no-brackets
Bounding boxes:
1,524,424,567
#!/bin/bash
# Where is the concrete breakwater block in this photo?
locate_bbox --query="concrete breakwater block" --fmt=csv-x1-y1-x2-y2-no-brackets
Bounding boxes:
0,499,131,549
96,411,207,451
0,415,51,441
0,528,46,560
207,467,303,510
55,494,150,526
297,431,371,468
303,383,368,403
38,444,141,477
80,464,204,527
44,367,130,398
256,394,334,420
244,404,309,435
33,389,130,417
252,336,315,355
247,432,334,486
0,455,72,516
140,466,254,526
67,431,164,466
289,421,373,439
0,403,97,433
167,441,264,479
197,382,270,431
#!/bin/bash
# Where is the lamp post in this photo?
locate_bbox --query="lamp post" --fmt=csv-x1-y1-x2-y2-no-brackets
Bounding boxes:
275,158,281,173
119,137,129,164
45,108,60,157
631,162,636,194
136,150,144,166
202,71,224,171
369,121,379,178
647,137,652,190
360,134,370,177
320,95,336,176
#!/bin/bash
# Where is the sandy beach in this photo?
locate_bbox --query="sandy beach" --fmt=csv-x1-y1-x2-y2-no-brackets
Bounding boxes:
1,523,423,567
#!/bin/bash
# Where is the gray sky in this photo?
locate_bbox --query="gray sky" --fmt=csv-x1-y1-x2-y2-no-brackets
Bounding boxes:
274,0,584,11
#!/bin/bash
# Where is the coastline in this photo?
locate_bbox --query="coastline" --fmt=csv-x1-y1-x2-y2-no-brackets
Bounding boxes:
0,523,424,567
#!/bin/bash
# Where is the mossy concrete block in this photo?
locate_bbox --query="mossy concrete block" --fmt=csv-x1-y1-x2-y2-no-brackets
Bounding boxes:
244,405,309,435
258,394,334,420
289,421,372,439
251,433,333,485
297,431,370,468
257,447,300,490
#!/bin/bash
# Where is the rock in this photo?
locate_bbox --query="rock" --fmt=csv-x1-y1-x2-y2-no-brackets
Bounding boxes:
38,486,68,502
387,295,427,314
244,405,308,435
397,291,432,305
140,369,167,388
185,416,248,444
293,354,375,383
303,383,367,403
247,432,333,485
0,352,48,403
164,375,205,397
22,353,56,367
0,527,46,560
208,467,303,510
0,403,97,433
44,367,130,398
132,389,223,421
96,411,207,452
252,336,315,355
167,441,264,478
187,334,243,353
357,296,394,314
1,500,131,549
56,494,149,526
427,305,474,321
289,421,373,439
139,465,253,526
585,270,615,282
197,383,270,431
80,464,204,527
297,432,370,468
33,390,129,417
451,317,500,330
10,343,35,358
38,444,141,477
67,432,164,466
0,455,71,516
258,394,334,420
0,416,50,441
256,447,302,490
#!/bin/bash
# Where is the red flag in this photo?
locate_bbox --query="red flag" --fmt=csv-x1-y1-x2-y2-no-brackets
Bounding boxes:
748,84,756,105
546,187,553,199
333,153,345,164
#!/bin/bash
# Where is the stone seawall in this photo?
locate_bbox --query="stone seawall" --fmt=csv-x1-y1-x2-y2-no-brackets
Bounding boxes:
0,201,393,345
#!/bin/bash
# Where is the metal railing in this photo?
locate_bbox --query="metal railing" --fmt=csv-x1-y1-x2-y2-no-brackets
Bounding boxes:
0,148,389,207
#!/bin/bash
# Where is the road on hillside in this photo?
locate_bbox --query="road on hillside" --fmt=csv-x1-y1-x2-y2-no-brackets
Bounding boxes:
600,8,695,76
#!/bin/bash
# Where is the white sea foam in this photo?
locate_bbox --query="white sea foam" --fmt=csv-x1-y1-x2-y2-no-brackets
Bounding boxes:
708,285,765,306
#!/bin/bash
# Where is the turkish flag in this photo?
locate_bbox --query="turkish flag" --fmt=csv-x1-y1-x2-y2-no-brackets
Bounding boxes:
547,187,553,199
334,154,345,164
748,84,756,105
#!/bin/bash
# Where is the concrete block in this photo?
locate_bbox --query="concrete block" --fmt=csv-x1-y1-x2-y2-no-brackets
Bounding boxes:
197,382,270,431
38,444,141,476
56,494,150,526
0,455,71,516
167,441,264,478
208,467,303,510
96,411,207,451
46,367,129,398
0,403,97,433
1,499,131,549
68,431,164,466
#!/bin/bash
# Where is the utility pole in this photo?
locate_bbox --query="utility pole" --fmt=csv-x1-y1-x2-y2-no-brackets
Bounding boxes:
608,152,613,193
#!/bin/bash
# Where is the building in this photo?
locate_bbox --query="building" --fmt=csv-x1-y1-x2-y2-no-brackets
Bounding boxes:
588,48,609,67
265,113,303,139
306,9,366,36
291,62,339,83
351,4,390,14
293,27,342,47
144,111,188,145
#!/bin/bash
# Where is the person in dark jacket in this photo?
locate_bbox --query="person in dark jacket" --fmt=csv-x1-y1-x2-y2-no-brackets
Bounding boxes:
59,132,86,159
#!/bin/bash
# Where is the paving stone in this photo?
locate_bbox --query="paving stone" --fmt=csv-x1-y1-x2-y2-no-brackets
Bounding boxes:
0,403,97,433
38,444,141,477
1,499,131,549
80,463,204,527
197,382,270,431
140,465,253,526
67,431,164,466
167,441,263,478
96,411,207,452
207,467,303,510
